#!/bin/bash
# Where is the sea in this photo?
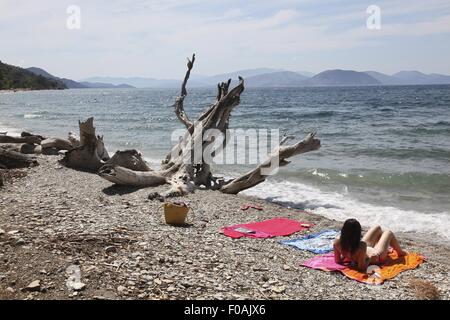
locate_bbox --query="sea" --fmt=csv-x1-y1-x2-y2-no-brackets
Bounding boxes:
1,85,449,243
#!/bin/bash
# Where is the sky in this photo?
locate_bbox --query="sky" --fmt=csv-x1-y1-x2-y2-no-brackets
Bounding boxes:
1,0,450,79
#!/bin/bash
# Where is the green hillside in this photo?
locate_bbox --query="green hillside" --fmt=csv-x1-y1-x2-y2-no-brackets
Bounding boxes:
0,60,66,90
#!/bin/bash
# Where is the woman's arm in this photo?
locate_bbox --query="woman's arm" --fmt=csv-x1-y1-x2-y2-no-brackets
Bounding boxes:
333,239,342,263
357,242,368,272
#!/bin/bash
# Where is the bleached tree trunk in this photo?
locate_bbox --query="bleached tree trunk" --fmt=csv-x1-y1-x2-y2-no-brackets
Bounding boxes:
98,164,166,187
94,54,321,198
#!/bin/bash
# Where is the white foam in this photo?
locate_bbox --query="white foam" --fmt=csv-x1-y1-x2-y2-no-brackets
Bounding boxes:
242,180,450,241
311,169,330,179
23,114,42,119
0,121,22,136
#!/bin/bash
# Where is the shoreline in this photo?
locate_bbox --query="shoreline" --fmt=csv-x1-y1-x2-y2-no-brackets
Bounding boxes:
1,116,449,245
0,89,35,94
1,117,449,245
0,155,449,299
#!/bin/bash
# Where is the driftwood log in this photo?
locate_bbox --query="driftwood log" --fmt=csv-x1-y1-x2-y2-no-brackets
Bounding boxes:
21,131,46,140
0,131,74,155
0,147,39,168
20,143,42,154
0,135,42,144
105,150,152,172
41,138,73,151
40,134,78,155
96,54,321,198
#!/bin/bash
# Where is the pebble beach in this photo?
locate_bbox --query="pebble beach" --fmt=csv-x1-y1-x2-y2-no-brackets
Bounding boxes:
0,155,449,300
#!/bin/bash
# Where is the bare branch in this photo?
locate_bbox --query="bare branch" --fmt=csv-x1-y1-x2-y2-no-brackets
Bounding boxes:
173,53,195,129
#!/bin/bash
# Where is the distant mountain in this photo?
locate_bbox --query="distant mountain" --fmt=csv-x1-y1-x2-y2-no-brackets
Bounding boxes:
302,70,381,86
81,68,450,88
27,68,135,89
296,70,315,77
362,70,450,85
364,71,404,85
204,68,283,85
79,81,135,89
428,73,450,84
393,71,450,85
81,68,284,88
27,67,88,88
393,71,431,85
80,76,183,88
0,61,66,90
246,71,309,87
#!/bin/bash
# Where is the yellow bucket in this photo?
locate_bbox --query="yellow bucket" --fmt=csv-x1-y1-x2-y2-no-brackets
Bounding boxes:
163,201,191,225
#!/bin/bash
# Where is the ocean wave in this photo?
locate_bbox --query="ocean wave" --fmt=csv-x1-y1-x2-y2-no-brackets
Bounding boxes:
348,147,450,161
410,127,450,135
284,168,450,193
243,180,450,241
301,110,336,118
311,169,330,179
23,114,42,119
379,108,394,112
388,127,450,136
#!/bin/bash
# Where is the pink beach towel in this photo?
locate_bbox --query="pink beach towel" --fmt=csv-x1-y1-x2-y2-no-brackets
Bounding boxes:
302,253,348,271
222,218,313,239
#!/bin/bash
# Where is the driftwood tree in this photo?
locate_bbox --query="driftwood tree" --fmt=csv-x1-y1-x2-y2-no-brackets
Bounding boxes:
61,118,109,171
96,54,321,198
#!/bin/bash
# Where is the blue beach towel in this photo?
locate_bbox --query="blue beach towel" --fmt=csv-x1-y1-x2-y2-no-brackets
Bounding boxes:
281,230,340,254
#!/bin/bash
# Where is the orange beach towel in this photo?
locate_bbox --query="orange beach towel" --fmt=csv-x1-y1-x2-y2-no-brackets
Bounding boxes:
342,251,425,285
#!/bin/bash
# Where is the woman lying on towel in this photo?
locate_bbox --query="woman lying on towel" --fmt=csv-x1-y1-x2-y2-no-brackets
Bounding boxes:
333,219,407,272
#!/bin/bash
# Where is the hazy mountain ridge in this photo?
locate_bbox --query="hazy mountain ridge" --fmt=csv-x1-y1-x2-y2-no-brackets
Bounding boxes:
81,69,450,88
3,59,450,89
26,67,136,89
80,68,285,88
79,82,134,89
27,67,88,89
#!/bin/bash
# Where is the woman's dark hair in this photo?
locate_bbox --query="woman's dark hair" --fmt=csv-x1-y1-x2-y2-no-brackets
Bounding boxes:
340,219,362,254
